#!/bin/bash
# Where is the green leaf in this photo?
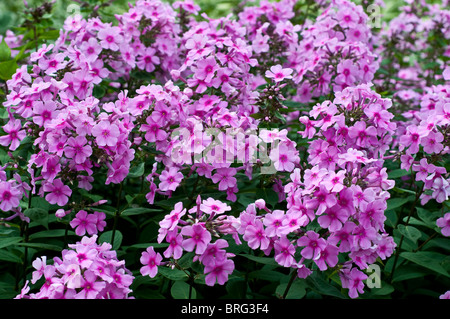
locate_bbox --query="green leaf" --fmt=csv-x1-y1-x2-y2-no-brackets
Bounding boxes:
28,229,75,240
305,273,347,299
240,253,279,266
388,169,409,179
0,236,22,249
276,280,306,299
386,196,414,211
16,242,62,251
392,265,428,283
171,281,196,299
93,85,106,99
397,225,422,244
400,252,450,278
121,207,162,217
0,249,22,263
99,230,123,250
128,162,145,178
158,266,188,281
0,59,18,81
0,40,11,62
24,208,49,229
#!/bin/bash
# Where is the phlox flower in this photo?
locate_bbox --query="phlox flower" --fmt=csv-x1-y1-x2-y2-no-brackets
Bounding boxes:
211,168,237,191
181,223,211,255
140,246,162,278
265,64,293,82
204,258,234,286
159,202,186,232
274,236,295,267
313,244,339,271
70,210,98,236
0,181,21,212
269,143,298,172
98,26,123,51
163,229,184,259
74,270,106,299
159,167,183,192
200,197,231,215
437,213,450,237
64,135,93,164
92,121,120,147
43,178,72,207
340,267,368,299
0,119,26,151
297,231,327,260
243,219,270,250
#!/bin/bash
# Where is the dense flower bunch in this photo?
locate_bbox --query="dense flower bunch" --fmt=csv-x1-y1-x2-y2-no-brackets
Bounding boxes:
232,84,397,298
141,196,238,286
16,235,134,299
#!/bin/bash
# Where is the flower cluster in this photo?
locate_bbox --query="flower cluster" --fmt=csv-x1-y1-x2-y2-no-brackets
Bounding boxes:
141,197,237,286
232,84,397,298
16,235,134,299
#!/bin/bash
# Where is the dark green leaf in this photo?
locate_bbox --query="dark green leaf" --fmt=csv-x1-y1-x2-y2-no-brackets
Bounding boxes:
0,60,18,81
24,208,49,229
171,281,196,299
0,40,11,62
240,253,279,266
128,162,145,178
0,236,22,249
99,230,123,250
158,266,188,281
0,249,22,263
397,225,421,244
121,207,162,217
400,252,450,278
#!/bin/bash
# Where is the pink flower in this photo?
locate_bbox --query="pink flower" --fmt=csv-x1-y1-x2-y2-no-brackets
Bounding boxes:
204,258,234,286
92,121,120,147
200,197,231,215
98,26,123,51
243,219,270,250
43,178,72,206
32,100,58,127
70,210,98,236
0,119,26,151
274,236,295,267
269,143,298,172
436,213,450,237
0,181,21,212
159,202,186,232
140,246,162,278
211,168,237,191
74,270,106,299
195,56,219,82
64,135,93,164
159,167,184,192
340,267,368,299
163,229,184,259
297,231,327,260
181,223,211,255
265,64,293,82
313,244,339,271
422,131,444,154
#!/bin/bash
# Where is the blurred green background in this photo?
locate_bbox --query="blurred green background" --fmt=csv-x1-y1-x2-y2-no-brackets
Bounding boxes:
0,0,410,35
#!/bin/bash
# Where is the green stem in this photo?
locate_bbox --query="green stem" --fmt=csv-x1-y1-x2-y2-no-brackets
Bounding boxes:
388,183,424,283
282,270,297,299
111,181,123,247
